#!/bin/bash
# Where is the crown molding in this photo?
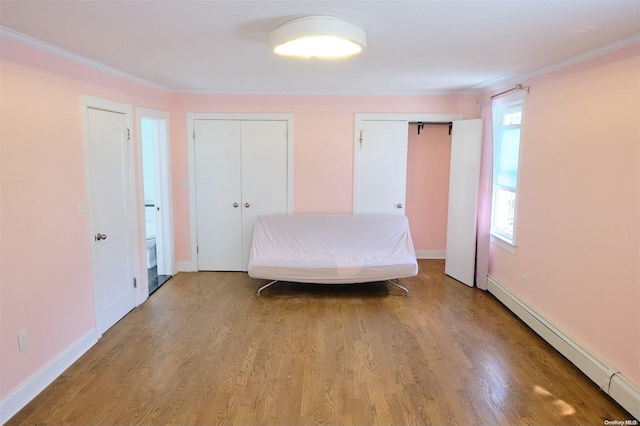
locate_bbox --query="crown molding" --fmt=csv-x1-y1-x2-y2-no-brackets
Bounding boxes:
475,32,640,93
0,26,171,92
2,25,638,96
173,87,485,96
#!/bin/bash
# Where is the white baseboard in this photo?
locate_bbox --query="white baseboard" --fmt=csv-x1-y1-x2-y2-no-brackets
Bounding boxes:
0,328,99,424
487,275,640,420
415,250,446,259
176,261,195,272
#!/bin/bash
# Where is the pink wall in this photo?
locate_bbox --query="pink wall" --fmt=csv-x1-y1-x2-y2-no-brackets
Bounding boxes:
0,37,476,403
4,31,637,413
0,39,171,400
406,123,452,252
169,94,477,262
489,45,640,385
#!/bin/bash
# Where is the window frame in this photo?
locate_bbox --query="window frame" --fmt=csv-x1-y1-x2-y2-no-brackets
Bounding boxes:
490,91,527,253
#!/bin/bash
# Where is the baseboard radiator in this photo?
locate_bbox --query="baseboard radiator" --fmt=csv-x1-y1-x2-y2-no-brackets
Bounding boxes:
487,275,639,420
2,275,636,423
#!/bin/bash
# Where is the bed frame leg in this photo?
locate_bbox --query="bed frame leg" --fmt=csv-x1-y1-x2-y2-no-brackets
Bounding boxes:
387,279,410,297
257,280,278,296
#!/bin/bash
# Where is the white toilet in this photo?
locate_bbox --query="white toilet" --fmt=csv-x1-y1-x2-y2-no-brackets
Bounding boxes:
145,206,157,269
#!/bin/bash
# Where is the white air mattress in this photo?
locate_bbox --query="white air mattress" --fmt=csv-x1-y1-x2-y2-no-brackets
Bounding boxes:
248,214,418,284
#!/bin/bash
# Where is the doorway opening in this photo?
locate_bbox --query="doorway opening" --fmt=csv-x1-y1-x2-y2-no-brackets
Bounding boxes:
140,111,173,295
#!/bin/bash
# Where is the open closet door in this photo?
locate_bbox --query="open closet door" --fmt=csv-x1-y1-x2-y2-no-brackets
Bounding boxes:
445,119,483,287
353,120,409,215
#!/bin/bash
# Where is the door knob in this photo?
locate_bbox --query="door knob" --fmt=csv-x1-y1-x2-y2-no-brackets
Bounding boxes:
233,202,239,208
95,233,107,241
396,203,403,209
244,203,251,208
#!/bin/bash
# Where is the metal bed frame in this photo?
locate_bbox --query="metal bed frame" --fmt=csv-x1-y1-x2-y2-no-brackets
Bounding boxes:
256,278,409,297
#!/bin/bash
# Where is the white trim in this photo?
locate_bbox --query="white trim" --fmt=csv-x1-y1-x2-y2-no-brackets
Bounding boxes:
490,92,527,252
0,26,170,92
354,113,463,123
81,95,142,326
176,261,196,272
187,113,295,121
490,234,517,254
0,329,98,425
415,250,446,259
474,33,640,91
137,107,175,280
187,113,295,270
487,275,640,419
174,88,483,96
2,25,637,96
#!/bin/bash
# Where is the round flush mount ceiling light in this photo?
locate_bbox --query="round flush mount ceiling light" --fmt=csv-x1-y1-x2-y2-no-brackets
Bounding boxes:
269,15,367,58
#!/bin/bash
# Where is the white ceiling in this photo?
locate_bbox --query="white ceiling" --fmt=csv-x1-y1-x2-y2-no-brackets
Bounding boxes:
1,1,639,95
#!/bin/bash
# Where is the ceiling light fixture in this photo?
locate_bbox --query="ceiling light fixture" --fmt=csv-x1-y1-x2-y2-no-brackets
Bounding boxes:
269,15,367,58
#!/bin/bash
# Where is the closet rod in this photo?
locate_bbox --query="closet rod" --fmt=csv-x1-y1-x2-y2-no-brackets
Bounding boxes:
491,84,530,99
411,121,452,135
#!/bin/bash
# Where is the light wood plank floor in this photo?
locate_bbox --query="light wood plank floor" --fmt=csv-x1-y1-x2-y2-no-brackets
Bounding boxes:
9,260,631,425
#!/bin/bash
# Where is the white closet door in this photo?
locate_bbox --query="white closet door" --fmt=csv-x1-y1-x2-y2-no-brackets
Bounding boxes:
445,119,483,286
354,120,409,214
240,120,289,270
194,120,243,270
194,119,289,272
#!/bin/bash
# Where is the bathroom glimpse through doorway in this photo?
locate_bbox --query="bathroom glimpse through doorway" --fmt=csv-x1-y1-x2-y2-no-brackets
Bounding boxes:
139,108,174,295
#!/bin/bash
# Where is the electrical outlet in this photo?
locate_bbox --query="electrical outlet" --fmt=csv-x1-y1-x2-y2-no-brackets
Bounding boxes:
522,274,528,289
18,330,28,352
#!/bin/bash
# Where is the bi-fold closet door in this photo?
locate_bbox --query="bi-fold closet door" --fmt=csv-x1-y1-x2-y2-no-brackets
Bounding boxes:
194,119,289,271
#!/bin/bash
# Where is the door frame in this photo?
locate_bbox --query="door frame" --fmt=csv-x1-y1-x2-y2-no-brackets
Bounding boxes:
353,113,462,213
137,107,175,279
186,113,295,271
81,95,142,335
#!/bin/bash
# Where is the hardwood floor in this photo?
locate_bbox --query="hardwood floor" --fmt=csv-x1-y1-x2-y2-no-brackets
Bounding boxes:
8,260,631,425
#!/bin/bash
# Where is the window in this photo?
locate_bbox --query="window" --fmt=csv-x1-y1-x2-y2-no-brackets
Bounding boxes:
491,93,525,249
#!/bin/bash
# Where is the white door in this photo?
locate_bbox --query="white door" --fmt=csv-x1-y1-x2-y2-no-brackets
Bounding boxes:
194,120,243,270
194,119,289,271
445,119,483,286
354,120,409,214
240,120,288,269
87,107,136,333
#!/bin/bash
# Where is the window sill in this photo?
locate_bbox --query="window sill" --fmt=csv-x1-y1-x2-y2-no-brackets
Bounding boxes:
491,234,517,254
